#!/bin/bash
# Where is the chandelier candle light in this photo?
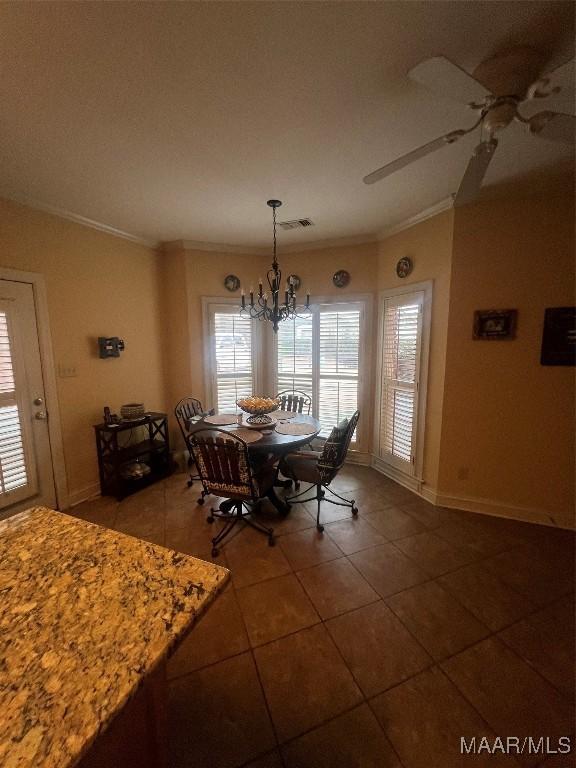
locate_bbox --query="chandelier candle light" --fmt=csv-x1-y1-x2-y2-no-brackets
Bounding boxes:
240,200,310,332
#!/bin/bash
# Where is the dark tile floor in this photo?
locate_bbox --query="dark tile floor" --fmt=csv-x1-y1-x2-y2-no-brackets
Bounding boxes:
72,466,575,768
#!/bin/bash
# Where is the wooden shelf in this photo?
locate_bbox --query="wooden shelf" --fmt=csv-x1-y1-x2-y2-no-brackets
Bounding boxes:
94,413,172,500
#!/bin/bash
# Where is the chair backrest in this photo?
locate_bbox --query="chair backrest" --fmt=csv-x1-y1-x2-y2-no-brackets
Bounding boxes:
276,390,312,415
318,410,360,484
174,396,205,442
189,428,256,499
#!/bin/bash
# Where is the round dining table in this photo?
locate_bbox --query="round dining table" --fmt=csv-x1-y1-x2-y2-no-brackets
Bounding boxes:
188,413,321,514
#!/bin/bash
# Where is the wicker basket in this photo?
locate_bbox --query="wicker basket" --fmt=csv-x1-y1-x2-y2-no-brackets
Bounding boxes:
120,403,145,420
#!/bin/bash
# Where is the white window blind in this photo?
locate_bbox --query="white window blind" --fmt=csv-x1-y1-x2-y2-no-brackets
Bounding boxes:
319,308,360,436
212,309,254,412
276,313,313,399
377,292,423,471
0,311,28,496
276,304,362,439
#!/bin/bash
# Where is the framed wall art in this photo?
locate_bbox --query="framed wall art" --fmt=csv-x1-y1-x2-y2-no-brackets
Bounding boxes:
473,309,517,340
540,307,576,366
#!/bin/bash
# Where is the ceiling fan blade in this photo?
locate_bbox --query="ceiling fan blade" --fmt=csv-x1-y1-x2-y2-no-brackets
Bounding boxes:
363,129,465,185
409,56,492,106
529,111,575,144
454,138,498,207
526,58,575,100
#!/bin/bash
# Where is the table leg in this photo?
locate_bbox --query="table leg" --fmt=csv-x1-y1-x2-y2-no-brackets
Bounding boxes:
266,487,291,516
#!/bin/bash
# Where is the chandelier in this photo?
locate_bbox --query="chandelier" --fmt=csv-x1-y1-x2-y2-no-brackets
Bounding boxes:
240,200,310,332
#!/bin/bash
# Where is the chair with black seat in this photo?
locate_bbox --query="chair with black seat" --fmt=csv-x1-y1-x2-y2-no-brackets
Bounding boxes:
189,427,277,556
276,390,312,415
280,410,360,532
174,396,214,489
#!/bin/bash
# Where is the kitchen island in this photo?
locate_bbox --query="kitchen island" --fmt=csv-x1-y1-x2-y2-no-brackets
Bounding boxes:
0,506,229,768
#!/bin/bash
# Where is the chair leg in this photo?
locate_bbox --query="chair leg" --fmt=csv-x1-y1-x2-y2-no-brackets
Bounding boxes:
243,512,275,546
210,502,241,556
323,485,359,514
315,484,324,533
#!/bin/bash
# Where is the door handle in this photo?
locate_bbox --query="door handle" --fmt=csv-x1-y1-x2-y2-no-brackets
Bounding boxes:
35,411,48,420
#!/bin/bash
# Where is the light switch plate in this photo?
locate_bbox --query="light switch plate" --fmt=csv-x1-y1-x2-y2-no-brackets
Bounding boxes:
58,364,78,378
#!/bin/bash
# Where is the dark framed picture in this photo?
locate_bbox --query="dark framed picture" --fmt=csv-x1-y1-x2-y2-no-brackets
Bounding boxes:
540,307,576,366
473,309,517,340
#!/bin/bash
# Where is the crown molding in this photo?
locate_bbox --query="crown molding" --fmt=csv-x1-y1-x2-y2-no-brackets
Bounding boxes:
0,191,158,248
377,196,454,241
2,189,453,254
173,232,378,256
280,233,377,254
179,239,268,255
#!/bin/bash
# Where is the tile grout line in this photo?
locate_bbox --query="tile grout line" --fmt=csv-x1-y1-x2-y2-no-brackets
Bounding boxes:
85,474,574,765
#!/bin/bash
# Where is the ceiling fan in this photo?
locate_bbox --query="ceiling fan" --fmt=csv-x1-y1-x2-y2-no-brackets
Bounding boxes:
363,49,575,206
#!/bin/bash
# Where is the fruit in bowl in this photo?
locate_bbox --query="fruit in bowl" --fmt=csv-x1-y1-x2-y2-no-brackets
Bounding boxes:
236,396,279,426
236,396,279,415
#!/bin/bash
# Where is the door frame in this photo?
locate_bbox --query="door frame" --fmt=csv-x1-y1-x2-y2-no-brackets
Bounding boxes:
0,267,68,509
373,280,433,484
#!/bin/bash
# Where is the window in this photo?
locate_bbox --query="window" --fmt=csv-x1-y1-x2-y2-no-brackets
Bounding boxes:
276,313,313,399
375,289,427,475
0,311,28,499
276,302,363,439
206,304,258,412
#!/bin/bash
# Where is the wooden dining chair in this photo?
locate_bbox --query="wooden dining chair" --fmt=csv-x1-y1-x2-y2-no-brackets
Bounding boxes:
280,410,360,532
276,390,312,415
174,396,214,488
189,428,277,555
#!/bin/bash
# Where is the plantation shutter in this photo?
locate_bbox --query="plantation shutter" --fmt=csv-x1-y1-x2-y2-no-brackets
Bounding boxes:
212,309,254,412
318,307,360,436
276,314,313,399
0,310,29,502
378,292,423,471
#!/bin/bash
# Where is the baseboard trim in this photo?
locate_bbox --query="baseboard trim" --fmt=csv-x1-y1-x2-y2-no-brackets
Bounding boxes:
369,456,574,530
370,455,420,492
346,450,371,467
67,482,101,509
429,490,573,530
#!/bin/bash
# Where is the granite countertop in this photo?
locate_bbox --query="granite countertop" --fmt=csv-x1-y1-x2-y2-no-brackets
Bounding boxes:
0,506,229,768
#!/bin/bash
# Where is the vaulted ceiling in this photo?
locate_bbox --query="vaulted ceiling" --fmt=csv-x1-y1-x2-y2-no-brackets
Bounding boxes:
0,1,573,247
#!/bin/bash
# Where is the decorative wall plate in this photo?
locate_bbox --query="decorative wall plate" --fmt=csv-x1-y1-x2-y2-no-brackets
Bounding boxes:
224,274,240,292
396,257,413,278
333,270,350,288
288,274,302,290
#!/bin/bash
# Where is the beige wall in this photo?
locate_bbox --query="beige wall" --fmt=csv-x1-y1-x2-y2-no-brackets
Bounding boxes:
438,193,575,527
0,198,166,504
280,241,378,298
377,210,454,490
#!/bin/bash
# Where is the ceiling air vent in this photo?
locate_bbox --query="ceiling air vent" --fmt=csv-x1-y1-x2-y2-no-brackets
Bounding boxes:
278,218,315,231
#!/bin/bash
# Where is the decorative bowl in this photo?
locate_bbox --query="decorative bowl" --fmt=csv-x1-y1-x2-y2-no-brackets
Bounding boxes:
236,396,279,426
120,403,145,420
120,461,151,480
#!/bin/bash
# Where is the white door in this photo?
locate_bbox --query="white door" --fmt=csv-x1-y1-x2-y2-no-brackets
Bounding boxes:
376,290,425,476
0,280,56,516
